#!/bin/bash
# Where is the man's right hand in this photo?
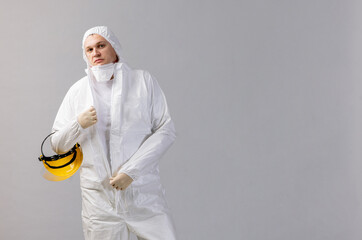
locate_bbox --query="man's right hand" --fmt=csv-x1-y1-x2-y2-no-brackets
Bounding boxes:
77,106,97,129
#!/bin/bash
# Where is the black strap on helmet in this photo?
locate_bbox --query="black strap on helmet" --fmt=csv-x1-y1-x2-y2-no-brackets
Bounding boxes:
38,132,80,169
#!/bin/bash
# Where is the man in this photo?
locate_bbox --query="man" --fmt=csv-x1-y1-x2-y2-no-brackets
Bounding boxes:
51,26,177,240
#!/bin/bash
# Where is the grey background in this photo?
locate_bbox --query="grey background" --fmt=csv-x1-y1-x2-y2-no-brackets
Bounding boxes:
1,0,362,239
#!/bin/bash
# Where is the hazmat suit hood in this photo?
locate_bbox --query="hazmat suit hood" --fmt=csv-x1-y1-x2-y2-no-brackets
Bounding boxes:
82,26,125,67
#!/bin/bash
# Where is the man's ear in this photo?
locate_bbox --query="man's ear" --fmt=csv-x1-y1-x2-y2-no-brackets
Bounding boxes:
113,55,119,63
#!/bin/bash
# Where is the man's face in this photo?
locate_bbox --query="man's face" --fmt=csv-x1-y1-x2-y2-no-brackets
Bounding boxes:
84,34,117,66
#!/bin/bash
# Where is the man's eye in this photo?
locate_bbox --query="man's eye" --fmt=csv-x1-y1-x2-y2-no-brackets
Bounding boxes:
87,48,93,52
99,44,105,48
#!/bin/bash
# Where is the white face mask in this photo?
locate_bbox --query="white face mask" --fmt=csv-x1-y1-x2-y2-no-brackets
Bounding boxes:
91,63,115,82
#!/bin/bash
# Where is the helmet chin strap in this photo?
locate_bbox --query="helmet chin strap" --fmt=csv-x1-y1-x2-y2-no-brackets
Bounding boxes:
39,132,56,159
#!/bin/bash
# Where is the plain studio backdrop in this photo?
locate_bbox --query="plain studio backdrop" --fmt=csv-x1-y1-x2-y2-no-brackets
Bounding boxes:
1,0,362,239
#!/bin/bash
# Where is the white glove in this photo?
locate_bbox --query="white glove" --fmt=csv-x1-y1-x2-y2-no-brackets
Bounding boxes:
77,106,97,129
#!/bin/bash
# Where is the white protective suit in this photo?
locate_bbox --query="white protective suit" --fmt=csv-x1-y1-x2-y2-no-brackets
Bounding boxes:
51,26,177,240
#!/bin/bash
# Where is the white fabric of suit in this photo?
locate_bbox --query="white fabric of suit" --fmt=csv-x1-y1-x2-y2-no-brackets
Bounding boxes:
50,26,177,240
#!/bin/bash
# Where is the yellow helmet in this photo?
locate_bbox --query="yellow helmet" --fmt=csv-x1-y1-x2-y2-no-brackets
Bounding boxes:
38,132,83,181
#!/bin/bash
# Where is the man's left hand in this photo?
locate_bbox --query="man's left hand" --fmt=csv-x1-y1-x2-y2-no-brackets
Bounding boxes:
110,173,133,190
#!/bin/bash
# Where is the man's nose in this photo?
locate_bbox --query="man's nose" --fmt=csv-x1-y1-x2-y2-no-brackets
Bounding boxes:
92,49,100,56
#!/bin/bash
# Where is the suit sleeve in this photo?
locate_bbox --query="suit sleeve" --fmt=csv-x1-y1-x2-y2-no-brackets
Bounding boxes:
50,87,86,154
118,71,176,180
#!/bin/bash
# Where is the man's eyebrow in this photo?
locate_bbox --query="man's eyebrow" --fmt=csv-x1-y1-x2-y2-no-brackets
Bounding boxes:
85,41,107,49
